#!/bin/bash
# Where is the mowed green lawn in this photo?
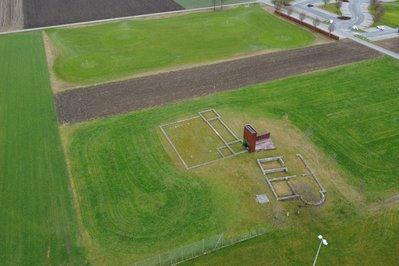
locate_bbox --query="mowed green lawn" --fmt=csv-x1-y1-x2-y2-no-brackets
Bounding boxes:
174,0,252,9
47,5,315,85
0,32,84,265
319,3,342,16
64,57,399,265
184,207,399,265
380,4,399,28
371,3,399,28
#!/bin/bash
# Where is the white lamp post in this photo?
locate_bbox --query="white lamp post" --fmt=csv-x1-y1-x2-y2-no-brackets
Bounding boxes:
313,235,328,266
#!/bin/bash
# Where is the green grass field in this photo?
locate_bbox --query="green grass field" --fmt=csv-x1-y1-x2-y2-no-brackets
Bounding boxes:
370,3,399,28
319,3,342,16
0,32,85,265
63,57,399,265
184,207,399,265
173,0,252,9
47,5,315,86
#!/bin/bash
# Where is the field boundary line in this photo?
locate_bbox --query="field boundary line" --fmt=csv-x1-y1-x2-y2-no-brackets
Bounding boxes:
0,2,258,36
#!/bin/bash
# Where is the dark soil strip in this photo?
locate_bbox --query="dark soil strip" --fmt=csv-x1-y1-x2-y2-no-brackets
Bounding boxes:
56,40,380,124
375,37,399,54
23,0,183,28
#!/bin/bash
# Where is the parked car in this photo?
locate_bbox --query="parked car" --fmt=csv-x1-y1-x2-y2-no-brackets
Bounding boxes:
307,4,314,7
352,25,358,31
376,25,385,31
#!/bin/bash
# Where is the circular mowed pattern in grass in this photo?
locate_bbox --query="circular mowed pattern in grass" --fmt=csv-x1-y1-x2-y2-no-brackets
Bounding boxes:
60,55,116,81
68,121,219,254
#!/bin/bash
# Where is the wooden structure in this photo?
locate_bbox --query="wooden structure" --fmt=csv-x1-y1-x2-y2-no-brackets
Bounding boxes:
243,124,275,153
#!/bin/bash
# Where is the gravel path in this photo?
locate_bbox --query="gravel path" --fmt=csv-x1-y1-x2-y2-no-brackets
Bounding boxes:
56,40,380,124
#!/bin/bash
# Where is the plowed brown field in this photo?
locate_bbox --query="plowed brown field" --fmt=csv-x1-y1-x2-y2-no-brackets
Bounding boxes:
56,40,380,124
23,0,183,28
376,37,399,53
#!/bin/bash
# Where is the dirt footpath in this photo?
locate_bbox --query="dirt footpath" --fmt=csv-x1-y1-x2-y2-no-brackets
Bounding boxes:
0,0,23,31
23,0,183,28
56,40,380,124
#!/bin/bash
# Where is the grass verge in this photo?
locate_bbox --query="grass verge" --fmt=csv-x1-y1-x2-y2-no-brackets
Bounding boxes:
319,3,342,16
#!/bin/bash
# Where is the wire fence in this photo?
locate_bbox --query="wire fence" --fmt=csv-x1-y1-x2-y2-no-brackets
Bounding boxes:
133,225,268,266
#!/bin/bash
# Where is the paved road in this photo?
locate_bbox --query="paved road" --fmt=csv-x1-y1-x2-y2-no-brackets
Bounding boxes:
273,0,399,59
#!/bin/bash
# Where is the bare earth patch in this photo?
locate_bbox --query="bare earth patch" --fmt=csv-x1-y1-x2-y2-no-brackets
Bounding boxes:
0,0,23,31
375,37,399,53
55,40,380,124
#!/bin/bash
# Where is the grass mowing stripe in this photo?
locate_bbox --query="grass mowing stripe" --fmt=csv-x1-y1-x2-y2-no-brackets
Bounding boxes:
47,5,315,86
0,32,84,265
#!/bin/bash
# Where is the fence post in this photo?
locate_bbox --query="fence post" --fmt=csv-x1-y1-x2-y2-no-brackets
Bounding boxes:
159,254,161,266
202,239,205,253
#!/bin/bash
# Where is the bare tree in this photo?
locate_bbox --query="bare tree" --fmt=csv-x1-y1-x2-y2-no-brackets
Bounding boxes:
373,3,385,22
336,0,343,9
299,12,306,22
272,0,283,11
328,23,336,34
323,0,330,5
370,0,378,6
287,6,294,16
313,17,321,28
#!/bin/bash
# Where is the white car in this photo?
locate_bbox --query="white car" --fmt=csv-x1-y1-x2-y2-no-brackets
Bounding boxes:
376,25,385,31
352,25,358,30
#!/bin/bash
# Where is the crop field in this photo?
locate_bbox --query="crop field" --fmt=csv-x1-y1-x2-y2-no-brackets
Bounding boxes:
62,57,399,265
173,0,253,9
46,5,315,86
23,0,183,28
0,32,84,265
0,0,23,30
